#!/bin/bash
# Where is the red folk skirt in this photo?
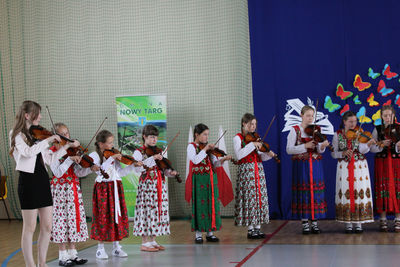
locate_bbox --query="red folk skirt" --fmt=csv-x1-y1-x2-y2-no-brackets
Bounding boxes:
90,180,129,241
374,157,400,214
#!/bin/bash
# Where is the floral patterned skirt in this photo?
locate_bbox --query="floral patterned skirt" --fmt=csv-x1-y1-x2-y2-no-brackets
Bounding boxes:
335,159,374,223
132,177,170,236
90,181,129,241
50,182,88,243
374,157,400,214
234,162,269,226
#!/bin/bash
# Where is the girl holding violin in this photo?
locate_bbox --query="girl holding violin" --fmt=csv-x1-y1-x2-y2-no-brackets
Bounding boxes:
185,123,232,243
131,125,177,252
9,101,72,267
331,111,375,233
286,105,330,234
370,105,400,232
49,123,97,266
88,129,142,259
233,113,276,239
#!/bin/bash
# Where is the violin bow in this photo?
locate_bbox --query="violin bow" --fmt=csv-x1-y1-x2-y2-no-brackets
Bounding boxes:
82,117,108,153
261,115,276,142
119,126,127,151
162,131,180,156
312,99,319,139
45,106,74,143
214,130,227,147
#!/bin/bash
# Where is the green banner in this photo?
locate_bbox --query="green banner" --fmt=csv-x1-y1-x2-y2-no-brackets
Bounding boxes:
115,95,167,218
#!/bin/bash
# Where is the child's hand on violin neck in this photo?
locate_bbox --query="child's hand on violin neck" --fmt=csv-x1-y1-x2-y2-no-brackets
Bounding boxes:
222,155,232,162
253,142,262,150
267,151,276,158
367,138,377,147
134,161,143,167
90,165,100,172
204,143,215,151
70,156,82,164
382,139,392,147
111,153,122,161
396,141,400,150
170,170,178,176
304,141,316,149
70,140,80,148
320,140,330,149
153,154,163,161
47,135,61,143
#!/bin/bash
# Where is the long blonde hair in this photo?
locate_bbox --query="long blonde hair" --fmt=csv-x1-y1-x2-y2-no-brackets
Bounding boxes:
9,101,41,154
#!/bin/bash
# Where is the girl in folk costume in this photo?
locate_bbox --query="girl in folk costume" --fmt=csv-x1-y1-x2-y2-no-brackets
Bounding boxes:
370,105,400,232
89,130,142,259
331,111,376,233
185,123,232,243
286,105,330,234
9,100,70,267
49,123,96,266
233,113,276,239
132,125,178,252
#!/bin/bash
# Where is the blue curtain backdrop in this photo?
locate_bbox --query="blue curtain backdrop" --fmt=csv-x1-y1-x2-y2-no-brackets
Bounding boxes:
248,0,400,219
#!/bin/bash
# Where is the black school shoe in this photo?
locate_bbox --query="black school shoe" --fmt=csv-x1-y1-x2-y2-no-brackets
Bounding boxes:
311,224,321,234
254,229,266,238
71,257,88,265
206,235,219,242
195,236,203,244
58,259,74,266
247,230,259,239
302,222,311,235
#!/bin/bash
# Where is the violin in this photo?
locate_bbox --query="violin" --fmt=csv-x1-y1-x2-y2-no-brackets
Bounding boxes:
244,132,280,163
345,126,383,146
304,124,334,152
144,146,182,183
29,125,74,145
384,123,400,144
198,142,227,158
103,148,141,166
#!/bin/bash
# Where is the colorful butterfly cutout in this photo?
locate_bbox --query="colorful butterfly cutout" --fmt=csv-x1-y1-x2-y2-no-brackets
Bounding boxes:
367,93,379,107
396,95,400,108
336,83,353,100
377,80,395,97
356,106,372,123
383,99,392,106
324,96,341,112
353,74,371,91
353,95,361,105
382,64,398,80
340,104,349,116
368,68,380,79
372,110,382,126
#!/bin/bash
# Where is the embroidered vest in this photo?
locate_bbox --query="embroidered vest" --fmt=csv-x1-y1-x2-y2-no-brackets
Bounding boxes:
291,125,322,161
375,125,400,158
337,129,365,162
137,146,164,180
236,133,262,164
190,143,213,174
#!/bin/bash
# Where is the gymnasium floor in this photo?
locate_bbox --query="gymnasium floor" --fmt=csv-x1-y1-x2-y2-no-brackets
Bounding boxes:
2,219,400,267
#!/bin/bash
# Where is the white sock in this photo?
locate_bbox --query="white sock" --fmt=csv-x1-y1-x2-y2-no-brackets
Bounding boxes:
248,225,254,231
355,222,362,228
150,241,158,246
345,222,352,229
142,242,152,247
59,250,68,261
381,216,387,221
311,221,318,226
67,249,78,259
207,231,213,237
195,231,202,238
255,225,261,230
113,241,121,250
97,243,104,250
301,219,308,224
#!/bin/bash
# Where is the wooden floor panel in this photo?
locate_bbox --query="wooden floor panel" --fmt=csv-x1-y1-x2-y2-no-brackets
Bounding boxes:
2,219,400,266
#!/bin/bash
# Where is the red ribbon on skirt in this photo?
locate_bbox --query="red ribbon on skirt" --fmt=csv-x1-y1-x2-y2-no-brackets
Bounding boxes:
254,154,263,212
308,152,315,220
72,180,81,233
207,161,216,230
156,169,163,221
387,150,399,213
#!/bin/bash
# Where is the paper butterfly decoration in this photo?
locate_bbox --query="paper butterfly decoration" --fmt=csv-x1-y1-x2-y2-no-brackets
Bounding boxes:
324,96,341,112
383,99,392,106
382,64,398,80
353,95,361,105
356,106,372,123
368,68,380,79
340,104,349,116
377,80,395,97
396,95,400,108
353,74,371,91
336,83,353,100
372,109,382,126
366,93,379,107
